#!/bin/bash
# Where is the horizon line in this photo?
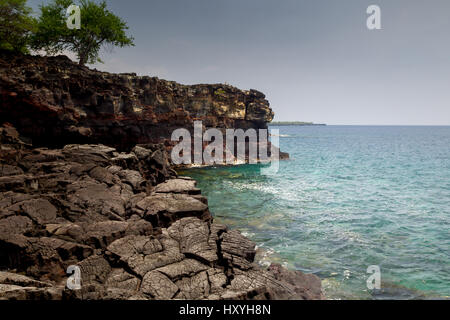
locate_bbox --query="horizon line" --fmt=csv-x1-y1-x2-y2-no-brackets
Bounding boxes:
270,123,450,126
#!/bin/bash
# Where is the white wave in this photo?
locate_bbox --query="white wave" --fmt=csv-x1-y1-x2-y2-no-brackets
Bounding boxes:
270,133,290,137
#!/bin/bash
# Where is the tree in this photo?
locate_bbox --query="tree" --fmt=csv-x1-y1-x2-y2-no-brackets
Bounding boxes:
0,0,36,53
32,0,134,65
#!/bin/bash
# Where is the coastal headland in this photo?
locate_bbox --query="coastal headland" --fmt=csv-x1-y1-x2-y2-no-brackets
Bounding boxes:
0,51,322,300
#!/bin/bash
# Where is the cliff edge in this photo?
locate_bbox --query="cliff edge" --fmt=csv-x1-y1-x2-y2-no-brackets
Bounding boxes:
0,51,273,151
0,52,320,300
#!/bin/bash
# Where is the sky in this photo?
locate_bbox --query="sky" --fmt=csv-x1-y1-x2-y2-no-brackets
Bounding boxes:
28,0,450,125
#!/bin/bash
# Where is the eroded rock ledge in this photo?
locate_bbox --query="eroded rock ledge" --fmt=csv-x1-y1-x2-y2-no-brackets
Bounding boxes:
0,125,322,300
0,51,274,151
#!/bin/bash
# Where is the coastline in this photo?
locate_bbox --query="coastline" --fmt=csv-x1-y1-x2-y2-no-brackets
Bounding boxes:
0,125,323,299
0,52,322,300
182,126,450,300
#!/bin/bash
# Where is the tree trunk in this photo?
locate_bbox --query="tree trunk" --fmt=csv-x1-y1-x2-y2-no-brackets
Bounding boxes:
79,55,87,66
78,46,89,66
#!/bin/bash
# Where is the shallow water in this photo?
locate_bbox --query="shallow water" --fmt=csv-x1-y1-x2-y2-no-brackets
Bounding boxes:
180,125,450,299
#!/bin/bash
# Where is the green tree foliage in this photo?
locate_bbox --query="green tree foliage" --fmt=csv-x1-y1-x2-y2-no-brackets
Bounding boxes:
32,0,134,65
0,0,36,53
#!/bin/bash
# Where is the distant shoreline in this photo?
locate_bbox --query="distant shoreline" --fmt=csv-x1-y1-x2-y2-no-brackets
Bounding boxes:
270,121,326,126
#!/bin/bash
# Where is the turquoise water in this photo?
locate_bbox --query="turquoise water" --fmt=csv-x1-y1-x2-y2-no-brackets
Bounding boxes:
180,126,450,299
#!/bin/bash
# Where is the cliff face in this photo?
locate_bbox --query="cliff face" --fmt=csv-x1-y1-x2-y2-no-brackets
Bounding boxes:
0,51,273,151
0,52,319,300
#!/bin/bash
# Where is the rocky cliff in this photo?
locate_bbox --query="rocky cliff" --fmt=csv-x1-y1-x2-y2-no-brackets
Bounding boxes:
0,52,320,300
0,125,322,300
0,51,274,151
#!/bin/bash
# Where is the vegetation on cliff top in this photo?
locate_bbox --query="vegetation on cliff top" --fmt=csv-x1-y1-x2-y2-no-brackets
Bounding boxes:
0,0,134,65
0,0,36,53
32,0,134,65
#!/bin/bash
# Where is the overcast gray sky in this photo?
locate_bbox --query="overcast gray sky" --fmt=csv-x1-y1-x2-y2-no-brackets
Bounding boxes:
29,0,450,125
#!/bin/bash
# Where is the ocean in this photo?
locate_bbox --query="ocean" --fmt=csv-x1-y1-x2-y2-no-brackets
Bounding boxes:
180,125,450,299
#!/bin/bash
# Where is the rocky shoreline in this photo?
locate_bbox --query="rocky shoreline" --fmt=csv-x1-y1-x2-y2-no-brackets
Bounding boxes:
0,51,322,300
0,125,322,300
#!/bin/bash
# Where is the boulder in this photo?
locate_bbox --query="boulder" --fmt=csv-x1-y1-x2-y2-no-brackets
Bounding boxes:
267,263,324,300
0,123,316,301
131,193,211,227
154,179,200,194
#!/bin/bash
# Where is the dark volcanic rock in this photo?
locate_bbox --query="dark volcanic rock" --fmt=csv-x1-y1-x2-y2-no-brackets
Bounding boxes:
0,52,274,151
267,263,324,300
154,178,200,195
0,138,178,283
0,52,309,300
130,193,211,228
0,125,321,299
